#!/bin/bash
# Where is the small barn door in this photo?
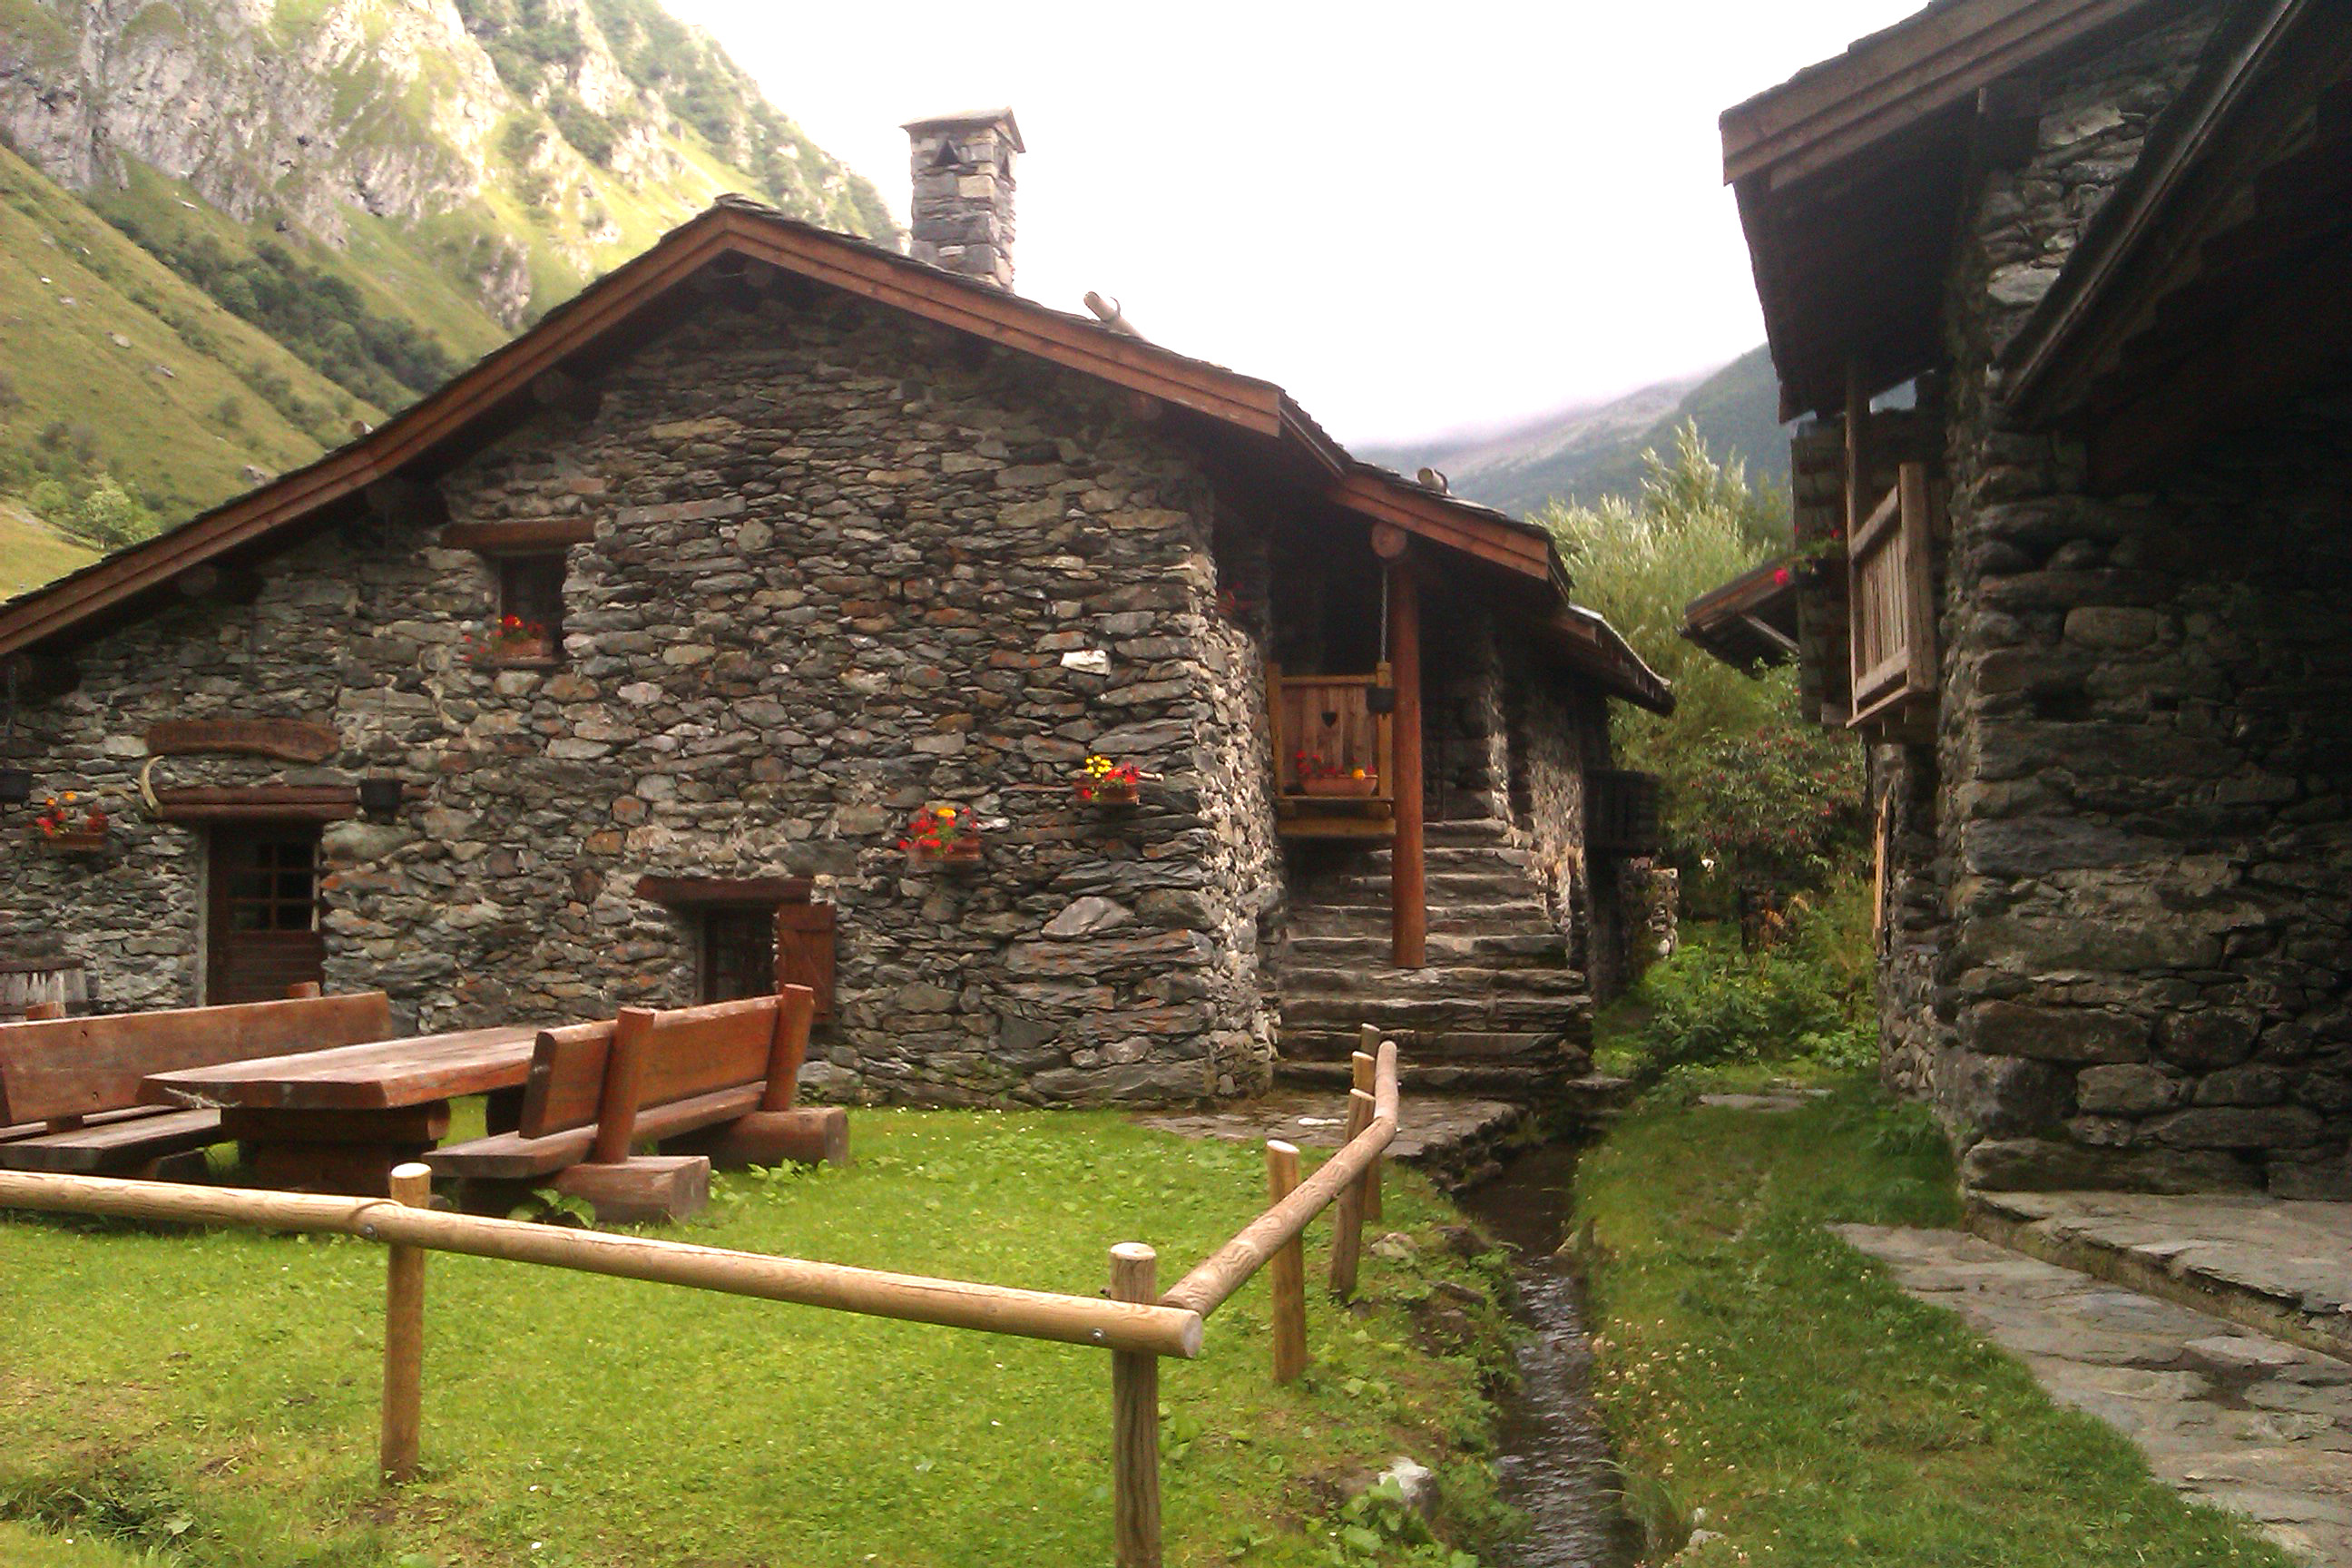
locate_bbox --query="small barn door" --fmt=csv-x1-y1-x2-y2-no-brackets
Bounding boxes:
206,824,326,1003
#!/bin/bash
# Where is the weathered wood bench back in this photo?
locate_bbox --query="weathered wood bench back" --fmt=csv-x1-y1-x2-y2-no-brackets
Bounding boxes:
0,991,394,1125
520,991,806,1139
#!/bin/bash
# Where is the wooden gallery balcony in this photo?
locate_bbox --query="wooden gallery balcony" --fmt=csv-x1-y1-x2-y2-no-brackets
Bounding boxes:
1268,664,1396,839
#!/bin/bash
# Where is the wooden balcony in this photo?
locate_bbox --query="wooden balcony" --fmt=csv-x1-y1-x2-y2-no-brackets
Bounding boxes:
1268,664,1395,839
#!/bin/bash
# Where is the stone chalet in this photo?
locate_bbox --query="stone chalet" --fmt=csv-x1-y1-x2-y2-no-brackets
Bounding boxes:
1688,0,2351,1191
0,111,1676,1106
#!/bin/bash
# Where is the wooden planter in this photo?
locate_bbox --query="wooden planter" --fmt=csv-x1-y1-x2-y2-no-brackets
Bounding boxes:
907,837,983,870
492,636,556,663
1301,775,1379,799
30,827,108,855
1080,777,1142,808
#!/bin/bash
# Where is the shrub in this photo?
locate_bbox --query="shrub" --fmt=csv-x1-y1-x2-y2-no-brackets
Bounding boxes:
1616,877,1877,1082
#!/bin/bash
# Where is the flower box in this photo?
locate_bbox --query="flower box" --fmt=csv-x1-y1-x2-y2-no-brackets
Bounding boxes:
1083,776,1142,807
493,635,556,663
31,827,107,854
1301,775,1379,799
907,836,983,868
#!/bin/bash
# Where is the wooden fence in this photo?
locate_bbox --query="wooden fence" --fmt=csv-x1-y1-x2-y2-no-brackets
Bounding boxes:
0,1037,1402,1568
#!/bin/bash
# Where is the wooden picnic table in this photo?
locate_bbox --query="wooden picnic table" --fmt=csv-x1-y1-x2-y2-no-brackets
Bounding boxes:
141,1024,544,1196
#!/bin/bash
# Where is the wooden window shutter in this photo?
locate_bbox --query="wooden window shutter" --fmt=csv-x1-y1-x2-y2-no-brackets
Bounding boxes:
773,903,837,1021
1847,461,1939,734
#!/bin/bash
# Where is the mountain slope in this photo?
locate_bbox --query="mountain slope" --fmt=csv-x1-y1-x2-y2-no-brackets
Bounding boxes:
0,0,892,593
1362,346,1789,520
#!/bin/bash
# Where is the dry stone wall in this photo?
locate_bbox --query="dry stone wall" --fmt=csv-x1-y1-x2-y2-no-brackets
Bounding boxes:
0,290,1287,1103
1892,3,2352,1192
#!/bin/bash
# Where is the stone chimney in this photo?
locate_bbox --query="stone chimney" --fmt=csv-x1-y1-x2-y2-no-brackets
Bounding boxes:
902,108,1023,291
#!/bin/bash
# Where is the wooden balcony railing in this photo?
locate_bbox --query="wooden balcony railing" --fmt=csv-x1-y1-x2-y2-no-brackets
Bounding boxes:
1267,665,1395,835
1848,462,1940,733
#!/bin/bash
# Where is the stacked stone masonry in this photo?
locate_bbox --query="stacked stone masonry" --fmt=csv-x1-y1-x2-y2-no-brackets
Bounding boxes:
1867,0,2352,1195
0,287,1627,1108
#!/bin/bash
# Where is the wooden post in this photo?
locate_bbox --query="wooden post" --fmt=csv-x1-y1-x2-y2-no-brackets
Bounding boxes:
760,985,817,1112
1264,1142,1307,1384
1109,1242,1162,1568
380,1161,430,1483
589,1006,653,1165
1327,1089,1375,1298
1386,556,1426,968
284,981,321,999
1351,1044,1383,1225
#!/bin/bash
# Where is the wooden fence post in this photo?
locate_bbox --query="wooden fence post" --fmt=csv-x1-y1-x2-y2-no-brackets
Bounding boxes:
1264,1142,1306,1384
1351,1045,1383,1224
380,1161,430,1483
1327,1089,1375,1298
1110,1242,1161,1568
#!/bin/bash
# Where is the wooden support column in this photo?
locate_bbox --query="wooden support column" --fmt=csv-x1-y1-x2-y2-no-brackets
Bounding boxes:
1110,1242,1163,1568
380,1161,430,1483
1351,1039,1383,1225
1264,1142,1307,1384
1382,546,1426,969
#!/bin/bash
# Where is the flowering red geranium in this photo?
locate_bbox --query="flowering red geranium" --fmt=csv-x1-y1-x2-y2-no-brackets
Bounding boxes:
898,804,978,854
1074,755,1140,802
464,614,552,663
31,792,103,838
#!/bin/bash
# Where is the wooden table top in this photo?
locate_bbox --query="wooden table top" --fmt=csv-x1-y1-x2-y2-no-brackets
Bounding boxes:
141,1024,544,1112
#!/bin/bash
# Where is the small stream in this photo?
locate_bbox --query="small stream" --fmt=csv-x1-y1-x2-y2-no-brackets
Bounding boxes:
1455,1142,1640,1568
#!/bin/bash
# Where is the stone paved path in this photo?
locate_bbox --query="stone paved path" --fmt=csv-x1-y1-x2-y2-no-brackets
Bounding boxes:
1133,1091,1525,1162
1972,1190,2352,1359
1838,1222,2352,1566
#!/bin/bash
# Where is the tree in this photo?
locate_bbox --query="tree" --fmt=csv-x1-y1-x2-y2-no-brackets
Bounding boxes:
1535,425,1864,910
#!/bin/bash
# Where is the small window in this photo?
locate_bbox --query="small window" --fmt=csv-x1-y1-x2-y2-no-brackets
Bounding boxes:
701,907,776,1004
495,554,566,661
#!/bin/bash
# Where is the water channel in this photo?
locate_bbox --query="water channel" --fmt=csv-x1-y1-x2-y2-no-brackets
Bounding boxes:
1455,1142,1640,1568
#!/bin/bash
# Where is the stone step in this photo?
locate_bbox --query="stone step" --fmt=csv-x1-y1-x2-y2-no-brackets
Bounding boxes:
1322,868,1538,901
1279,965,1585,1000
1288,907,1561,941
1279,1027,1573,1062
1352,843,1534,872
1274,1057,1583,1096
1424,817,1516,847
1292,893,1554,924
1282,990,1590,1032
1284,931,1567,968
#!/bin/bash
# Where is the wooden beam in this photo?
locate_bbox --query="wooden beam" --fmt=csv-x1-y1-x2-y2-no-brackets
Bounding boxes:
1722,0,2162,187
2090,235,2352,487
635,875,812,907
1327,470,1556,583
1387,559,1426,970
439,519,598,554
150,785,362,824
146,718,339,764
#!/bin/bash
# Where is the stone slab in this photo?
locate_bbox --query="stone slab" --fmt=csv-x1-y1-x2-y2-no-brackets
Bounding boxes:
1968,1190,2352,1361
1838,1222,2352,1567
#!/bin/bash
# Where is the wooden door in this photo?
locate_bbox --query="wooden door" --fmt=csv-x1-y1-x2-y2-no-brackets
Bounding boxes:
206,825,326,1004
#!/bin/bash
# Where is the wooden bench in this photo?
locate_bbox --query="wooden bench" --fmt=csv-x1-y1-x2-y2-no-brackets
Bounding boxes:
426,985,845,1222
0,988,394,1176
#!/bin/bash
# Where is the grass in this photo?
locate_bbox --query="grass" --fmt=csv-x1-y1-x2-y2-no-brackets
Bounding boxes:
1573,1067,2299,1566
0,1110,1520,1568
0,498,99,598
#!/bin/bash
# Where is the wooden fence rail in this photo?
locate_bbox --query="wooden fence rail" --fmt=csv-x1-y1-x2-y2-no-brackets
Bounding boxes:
0,1039,1406,1568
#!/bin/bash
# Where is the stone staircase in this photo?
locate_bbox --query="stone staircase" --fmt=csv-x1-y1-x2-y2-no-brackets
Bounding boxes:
1275,816,1592,1094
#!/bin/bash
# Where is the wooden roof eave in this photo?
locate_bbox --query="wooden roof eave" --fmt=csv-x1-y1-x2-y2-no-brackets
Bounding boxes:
1526,606,1676,716
2000,0,2340,420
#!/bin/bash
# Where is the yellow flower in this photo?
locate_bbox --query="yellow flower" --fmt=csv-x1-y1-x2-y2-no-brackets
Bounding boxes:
1350,768,1367,779
936,806,956,819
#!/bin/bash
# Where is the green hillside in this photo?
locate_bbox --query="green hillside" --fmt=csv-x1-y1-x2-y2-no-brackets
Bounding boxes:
0,144,371,539
0,0,897,602
0,499,97,599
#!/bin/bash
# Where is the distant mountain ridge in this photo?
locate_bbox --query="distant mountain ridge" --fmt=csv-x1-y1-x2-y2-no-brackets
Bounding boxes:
1361,346,1789,520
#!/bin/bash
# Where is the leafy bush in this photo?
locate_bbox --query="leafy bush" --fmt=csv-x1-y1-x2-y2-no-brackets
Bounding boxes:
1538,428,1866,906
1614,878,1877,1081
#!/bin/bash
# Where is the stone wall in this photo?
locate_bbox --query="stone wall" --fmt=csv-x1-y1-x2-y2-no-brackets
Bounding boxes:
0,289,1288,1104
1881,1,2352,1192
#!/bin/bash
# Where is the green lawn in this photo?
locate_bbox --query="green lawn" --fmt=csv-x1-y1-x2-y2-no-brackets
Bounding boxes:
0,1111,1518,1568
1574,1070,2297,1566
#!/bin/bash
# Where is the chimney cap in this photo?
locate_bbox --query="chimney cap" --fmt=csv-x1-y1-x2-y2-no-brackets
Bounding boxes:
900,107,1024,153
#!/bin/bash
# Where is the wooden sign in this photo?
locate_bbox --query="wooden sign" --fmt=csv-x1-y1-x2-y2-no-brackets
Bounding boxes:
146,718,338,764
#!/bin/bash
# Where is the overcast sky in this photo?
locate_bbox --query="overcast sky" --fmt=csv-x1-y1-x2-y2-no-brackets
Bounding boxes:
666,0,1919,447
